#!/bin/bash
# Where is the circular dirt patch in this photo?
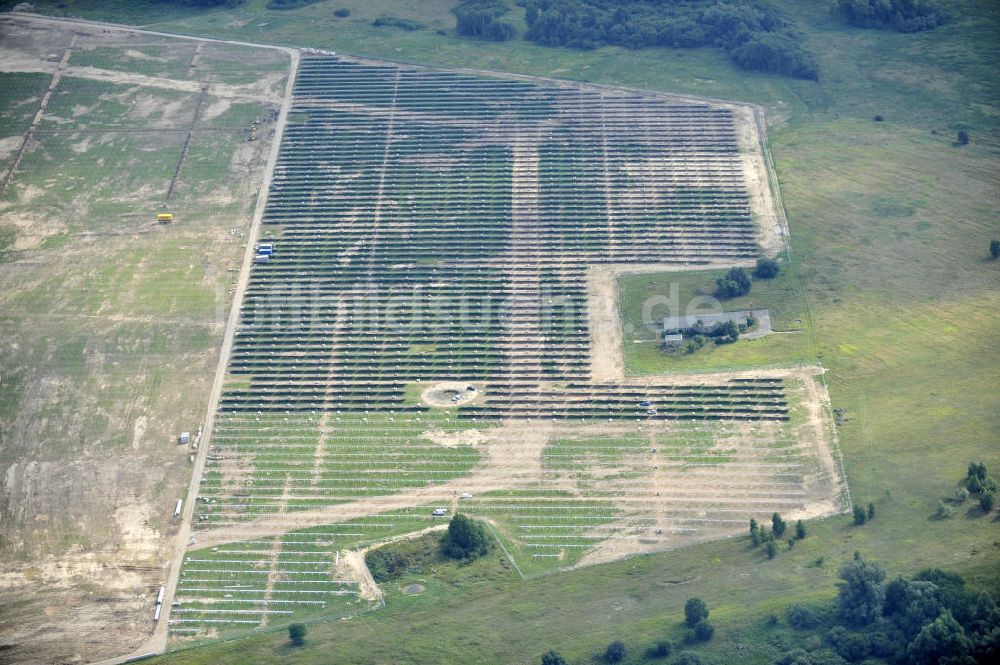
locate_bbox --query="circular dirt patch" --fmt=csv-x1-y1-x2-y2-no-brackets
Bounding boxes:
421,381,479,408
402,584,425,595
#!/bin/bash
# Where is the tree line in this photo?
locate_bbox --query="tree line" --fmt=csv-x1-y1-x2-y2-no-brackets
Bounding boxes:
520,0,819,79
835,0,949,33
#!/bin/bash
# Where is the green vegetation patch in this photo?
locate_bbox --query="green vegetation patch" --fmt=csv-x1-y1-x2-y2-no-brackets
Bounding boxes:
619,266,814,374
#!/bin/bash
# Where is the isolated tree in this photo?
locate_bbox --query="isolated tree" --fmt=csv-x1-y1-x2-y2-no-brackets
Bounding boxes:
288,623,307,646
837,554,887,626
604,640,626,663
867,502,876,520
715,267,752,298
980,490,996,512
541,651,567,665
991,240,1000,259
956,130,969,145
766,539,779,559
442,513,494,560
772,512,787,537
684,597,709,627
754,257,780,279
795,520,806,540
334,7,350,17
853,505,868,525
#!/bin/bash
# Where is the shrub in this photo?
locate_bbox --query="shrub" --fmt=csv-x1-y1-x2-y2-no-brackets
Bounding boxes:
266,0,321,9
980,490,995,512
684,597,709,627
442,514,494,560
334,7,350,17
991,239,1000,259
826,625,870,661
541,651,567,665
288,623,307,646
646,640,672,658
674,652,704,665
767,539,779,559
873,115,884,122
604,640,626,663
954,487,969,503
365,533,443,581
956,130,969,145
692,620,715,642
787,604,820,629
774,649,812,665
867,503,876,520
853,505,867,525
371,15,425,30
795,520,807,540
935,500,954,519
754,257,780,278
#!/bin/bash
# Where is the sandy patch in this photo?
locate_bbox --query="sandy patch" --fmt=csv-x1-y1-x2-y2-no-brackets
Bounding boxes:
421,381,480,407
123,48,160,62
131,415,147,450
422,428,487,447
0,135,23,160
200,97,231,122
114,503,160,559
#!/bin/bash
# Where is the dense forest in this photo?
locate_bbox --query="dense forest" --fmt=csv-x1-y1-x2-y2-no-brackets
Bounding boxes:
520,0,819,79
835,0,949,32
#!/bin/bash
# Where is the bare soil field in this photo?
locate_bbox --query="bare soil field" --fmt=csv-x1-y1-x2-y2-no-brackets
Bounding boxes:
0,15,290,665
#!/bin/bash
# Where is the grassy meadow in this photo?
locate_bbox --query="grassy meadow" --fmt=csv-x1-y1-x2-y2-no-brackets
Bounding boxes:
619,266,815,373
2,0,998,663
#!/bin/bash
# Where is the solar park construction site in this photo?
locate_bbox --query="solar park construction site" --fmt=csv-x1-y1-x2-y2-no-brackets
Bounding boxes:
165,54,848,639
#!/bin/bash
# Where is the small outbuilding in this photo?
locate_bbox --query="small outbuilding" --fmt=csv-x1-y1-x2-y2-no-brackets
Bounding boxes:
178,432,191,445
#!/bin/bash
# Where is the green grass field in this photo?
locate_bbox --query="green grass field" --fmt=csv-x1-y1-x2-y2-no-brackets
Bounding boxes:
4,0,999,663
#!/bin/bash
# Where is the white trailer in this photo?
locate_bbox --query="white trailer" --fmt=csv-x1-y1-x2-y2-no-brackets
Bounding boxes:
174,499,183,518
